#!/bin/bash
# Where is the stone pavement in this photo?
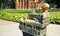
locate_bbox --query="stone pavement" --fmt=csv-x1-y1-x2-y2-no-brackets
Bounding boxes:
0,19,23,36
0,19,60,36
0,19,18,26
47,24,60,36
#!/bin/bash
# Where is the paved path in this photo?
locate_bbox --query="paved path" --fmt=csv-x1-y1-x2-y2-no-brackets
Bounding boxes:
0,19,18,26
0,19,60,36
47,24,60,36
0,19,23,36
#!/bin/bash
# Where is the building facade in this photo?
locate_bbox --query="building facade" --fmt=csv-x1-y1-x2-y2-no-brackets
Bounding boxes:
15,0,41,9
0,0,43,9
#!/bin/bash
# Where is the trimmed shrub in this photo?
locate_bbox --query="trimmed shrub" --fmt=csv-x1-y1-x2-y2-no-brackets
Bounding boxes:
0,9,60,24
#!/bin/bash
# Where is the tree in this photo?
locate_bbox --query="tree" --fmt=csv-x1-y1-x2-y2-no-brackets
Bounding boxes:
0,0,6,10
4,0,15,9
0,0,15,9
45,0,60,8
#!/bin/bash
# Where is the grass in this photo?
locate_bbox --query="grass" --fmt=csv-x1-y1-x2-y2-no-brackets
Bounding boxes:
0,9,60,24
0,9,32,13
50,12,60,24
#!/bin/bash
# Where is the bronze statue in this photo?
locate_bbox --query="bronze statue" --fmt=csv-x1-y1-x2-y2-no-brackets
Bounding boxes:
19,3,50,36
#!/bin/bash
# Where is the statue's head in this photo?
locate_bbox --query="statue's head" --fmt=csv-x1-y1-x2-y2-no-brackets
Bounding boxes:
41,3,50,10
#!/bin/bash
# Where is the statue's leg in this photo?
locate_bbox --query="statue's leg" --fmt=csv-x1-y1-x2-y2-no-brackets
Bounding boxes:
44,28,46,36
40,28,46,36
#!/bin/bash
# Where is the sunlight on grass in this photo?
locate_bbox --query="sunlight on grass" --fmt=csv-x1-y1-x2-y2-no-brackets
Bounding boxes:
0,9,60,24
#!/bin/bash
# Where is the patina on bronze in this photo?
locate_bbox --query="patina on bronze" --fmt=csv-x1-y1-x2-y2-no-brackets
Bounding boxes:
19,2,50,36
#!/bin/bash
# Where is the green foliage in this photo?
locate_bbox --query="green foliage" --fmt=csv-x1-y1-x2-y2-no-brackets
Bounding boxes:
36,9,42,13
0,9,60,24
50,12,60,24
0,9,32,13
0,12,28,22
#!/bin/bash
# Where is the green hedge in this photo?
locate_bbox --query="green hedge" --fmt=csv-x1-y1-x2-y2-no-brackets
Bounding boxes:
0,9,32,13
50,12,60,24
0,12,28,22
0,9,60,24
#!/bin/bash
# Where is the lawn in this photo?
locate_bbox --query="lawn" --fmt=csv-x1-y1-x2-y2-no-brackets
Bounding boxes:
0,9,60,24
50,12,60,24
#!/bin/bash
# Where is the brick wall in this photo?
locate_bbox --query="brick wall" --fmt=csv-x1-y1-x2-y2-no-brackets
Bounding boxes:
15,0,41,9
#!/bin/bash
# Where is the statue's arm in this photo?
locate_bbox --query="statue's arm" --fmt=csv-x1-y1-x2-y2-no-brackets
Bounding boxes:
41,13,50,28
33,18,39,22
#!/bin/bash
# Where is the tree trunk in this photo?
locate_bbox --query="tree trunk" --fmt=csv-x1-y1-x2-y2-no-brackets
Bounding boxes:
1,3,3,10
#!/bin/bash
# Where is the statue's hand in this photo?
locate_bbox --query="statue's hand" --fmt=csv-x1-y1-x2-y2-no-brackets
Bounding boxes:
33,18,38,22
